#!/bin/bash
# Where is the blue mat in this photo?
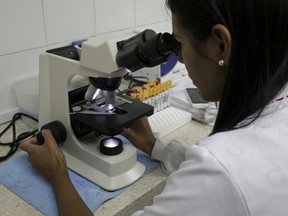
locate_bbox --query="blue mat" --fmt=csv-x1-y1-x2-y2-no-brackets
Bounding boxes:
0,136,159,216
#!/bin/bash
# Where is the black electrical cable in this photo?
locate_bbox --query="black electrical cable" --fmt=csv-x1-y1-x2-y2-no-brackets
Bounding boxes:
0,113,38,162
123,73,149,89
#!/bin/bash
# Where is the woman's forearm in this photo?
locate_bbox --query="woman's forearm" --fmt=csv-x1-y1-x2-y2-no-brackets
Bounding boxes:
52,170,94,216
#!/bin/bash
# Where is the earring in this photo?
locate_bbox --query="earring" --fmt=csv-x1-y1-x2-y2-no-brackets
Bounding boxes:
218,59,225,67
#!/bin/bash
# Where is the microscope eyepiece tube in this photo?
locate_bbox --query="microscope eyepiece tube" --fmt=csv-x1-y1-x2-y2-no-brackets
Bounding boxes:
116,29,180,72
139,32,177,61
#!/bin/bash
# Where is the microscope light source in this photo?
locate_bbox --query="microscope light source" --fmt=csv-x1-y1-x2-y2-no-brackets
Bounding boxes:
100,137,123,156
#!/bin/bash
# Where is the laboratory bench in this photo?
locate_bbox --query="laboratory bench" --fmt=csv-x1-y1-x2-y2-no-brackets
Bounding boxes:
0,117,212,216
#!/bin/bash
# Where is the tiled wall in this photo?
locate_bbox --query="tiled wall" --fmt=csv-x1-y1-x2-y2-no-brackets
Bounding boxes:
0,0,171,123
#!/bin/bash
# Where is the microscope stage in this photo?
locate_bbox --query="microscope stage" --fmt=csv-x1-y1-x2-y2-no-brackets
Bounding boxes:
71,99,154,136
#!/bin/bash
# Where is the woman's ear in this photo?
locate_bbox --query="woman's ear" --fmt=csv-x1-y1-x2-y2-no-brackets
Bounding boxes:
209,24,232,65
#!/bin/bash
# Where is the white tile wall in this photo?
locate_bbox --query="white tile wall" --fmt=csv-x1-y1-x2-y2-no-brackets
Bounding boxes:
43,0,95,45
0,48,45,123
134,21,172,34
95,0,134,34
0,0,171,123
135,0,169,26
0,48,45,88
0,0,46,55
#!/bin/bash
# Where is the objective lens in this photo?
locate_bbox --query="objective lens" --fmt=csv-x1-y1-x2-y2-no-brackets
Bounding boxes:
103,90,116,112
100,137,123,156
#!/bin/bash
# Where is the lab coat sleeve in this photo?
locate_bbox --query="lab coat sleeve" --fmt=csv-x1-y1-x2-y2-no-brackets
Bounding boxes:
150,138,188,174
131,145,249,216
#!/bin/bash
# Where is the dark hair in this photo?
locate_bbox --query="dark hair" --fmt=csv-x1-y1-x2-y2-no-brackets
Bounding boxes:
166,0,288,134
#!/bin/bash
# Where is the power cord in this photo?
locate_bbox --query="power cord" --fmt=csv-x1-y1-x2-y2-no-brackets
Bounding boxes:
0,113,38,162
123,73,149,89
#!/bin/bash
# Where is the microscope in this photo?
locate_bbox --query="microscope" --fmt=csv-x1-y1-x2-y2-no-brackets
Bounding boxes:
38,29,179,191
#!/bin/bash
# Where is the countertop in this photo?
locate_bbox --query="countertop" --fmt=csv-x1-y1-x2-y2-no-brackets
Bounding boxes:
0,116,212,216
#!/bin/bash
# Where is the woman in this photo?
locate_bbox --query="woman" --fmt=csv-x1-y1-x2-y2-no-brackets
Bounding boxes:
20,0,288,215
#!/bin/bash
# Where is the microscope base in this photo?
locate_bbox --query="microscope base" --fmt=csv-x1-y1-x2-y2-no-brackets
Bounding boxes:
63,145,145,191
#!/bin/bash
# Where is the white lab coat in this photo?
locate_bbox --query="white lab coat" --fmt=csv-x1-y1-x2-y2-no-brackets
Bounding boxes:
132,86,288,216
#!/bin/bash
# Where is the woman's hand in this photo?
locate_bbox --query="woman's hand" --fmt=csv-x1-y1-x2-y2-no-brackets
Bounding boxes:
19,129,69,184
20,130,93,216
122,117,156,155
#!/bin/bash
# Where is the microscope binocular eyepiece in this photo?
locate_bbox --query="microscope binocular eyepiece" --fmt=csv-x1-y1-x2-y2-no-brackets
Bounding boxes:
116,29,180,72
36,121,67,145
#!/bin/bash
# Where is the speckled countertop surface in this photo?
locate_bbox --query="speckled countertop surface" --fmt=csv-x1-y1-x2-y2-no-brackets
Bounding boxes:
0,118,211,216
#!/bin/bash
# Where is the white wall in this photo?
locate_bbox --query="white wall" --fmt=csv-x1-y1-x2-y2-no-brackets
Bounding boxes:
0,0,171,123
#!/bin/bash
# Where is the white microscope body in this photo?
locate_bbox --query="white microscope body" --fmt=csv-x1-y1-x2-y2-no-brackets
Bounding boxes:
38,30,178,191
